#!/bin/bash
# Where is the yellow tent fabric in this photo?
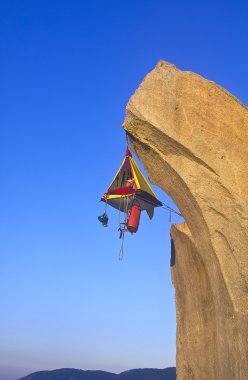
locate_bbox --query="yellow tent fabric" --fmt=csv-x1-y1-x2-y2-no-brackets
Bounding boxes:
106,154,157,197
107,157,128,190
129,157,157,198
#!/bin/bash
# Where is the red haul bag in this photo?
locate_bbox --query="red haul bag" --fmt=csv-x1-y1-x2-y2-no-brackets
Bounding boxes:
127,204,141,233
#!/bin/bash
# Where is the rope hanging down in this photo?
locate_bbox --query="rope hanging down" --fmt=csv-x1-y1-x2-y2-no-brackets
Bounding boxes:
117,200,182,261
118,229,125,261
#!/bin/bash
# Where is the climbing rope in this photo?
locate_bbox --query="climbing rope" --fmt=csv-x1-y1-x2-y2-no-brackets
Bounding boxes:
104,197,108,213
118,196,123,226
117,199,182,261
161,202,182,218
118,229,125,261
117,196,126,261
125,132,130,149
117,193,137,261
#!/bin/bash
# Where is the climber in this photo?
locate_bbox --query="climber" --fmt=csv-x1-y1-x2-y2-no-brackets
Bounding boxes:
125,178,134,189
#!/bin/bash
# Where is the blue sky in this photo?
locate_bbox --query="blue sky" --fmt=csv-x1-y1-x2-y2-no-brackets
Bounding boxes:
0,1,247,379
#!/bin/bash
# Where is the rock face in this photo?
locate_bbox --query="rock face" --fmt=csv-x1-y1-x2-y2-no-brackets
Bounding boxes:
122,61,248,380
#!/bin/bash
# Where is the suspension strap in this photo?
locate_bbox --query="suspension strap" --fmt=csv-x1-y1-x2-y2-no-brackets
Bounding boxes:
126,132,130,149
104,197,108,213
118,196,122,225
161,203,182,218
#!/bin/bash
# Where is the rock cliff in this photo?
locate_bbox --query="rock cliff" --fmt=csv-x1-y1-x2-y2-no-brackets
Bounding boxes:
122,61,248,380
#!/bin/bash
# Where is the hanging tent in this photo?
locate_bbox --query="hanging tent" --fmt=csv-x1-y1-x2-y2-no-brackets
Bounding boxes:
101,148,162,219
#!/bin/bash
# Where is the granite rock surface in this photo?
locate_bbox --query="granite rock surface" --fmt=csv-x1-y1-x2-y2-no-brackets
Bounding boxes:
123,61,248,380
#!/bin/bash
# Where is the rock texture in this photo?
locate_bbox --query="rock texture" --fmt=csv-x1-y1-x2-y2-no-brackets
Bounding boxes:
122,61,248,380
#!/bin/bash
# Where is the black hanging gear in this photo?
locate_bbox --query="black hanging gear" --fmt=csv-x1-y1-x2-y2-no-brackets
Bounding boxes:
98,212,109,227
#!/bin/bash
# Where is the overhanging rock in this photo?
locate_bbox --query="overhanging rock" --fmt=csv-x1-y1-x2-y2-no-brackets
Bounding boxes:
122,61,248,380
